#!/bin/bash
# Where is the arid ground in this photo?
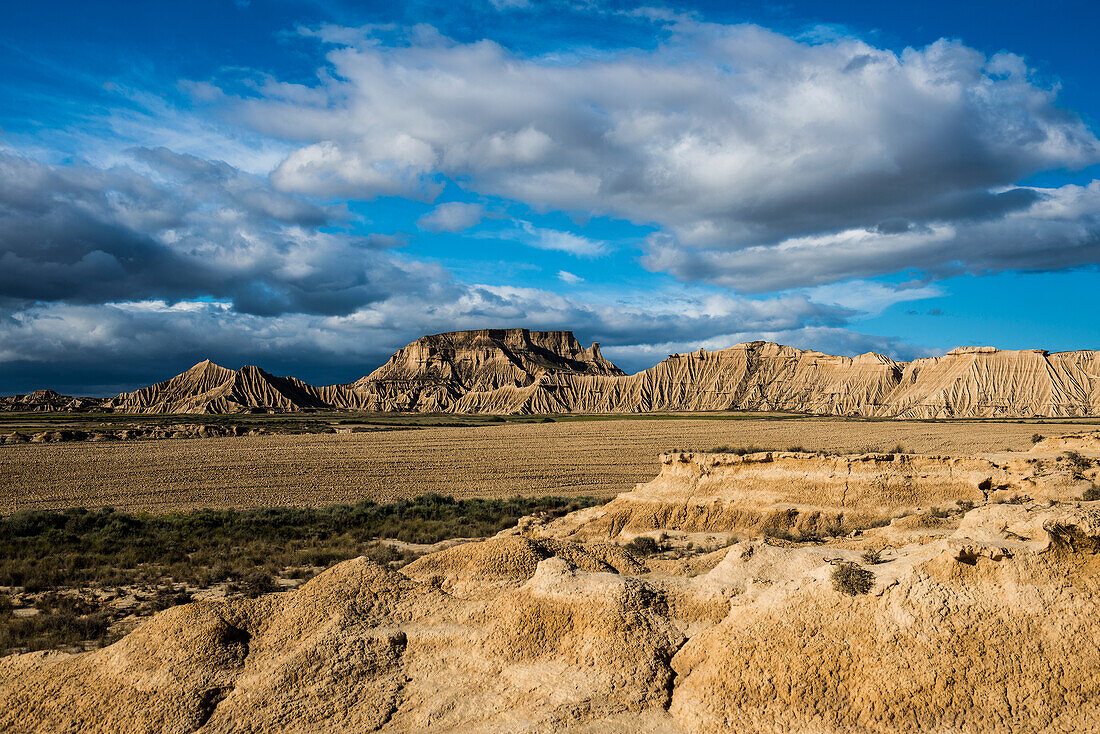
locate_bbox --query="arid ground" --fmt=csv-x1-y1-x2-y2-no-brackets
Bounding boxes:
3,415,1096,512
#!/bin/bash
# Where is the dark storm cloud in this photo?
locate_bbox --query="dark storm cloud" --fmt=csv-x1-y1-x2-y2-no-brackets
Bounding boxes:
0,151,442,316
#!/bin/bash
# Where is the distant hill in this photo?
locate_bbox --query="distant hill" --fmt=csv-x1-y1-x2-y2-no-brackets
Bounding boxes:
102,359,335,414
0,389,105,413
13,329,1100,418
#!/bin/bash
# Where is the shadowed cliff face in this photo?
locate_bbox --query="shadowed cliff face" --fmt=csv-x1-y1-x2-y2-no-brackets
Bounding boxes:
4,435,1100,732
64,333,1100,417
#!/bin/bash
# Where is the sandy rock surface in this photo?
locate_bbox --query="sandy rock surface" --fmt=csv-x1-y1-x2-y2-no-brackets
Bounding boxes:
4,434,1100,732
546,433,1100,542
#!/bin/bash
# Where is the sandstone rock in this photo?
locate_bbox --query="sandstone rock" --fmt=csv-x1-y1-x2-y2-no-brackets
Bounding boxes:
0,551,684,733
668,504,1100,733
5,443,1100,732
543,441,1100,542
84,333,1100,417
0,390,106,413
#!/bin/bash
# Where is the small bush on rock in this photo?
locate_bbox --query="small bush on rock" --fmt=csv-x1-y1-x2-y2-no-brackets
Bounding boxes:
860,548,883,564
627,536,660,556
831,562,875,596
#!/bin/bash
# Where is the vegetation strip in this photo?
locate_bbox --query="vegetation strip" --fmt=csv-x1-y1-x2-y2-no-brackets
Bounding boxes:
0,494,604,656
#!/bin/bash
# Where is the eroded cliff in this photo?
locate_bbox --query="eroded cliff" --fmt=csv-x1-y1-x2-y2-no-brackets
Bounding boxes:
4,435,1100,732
81,332,1100,417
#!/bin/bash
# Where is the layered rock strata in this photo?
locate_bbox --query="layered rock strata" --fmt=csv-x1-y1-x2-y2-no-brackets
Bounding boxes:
25,331,1100,417
3,435,1100,732
544,434,1099,542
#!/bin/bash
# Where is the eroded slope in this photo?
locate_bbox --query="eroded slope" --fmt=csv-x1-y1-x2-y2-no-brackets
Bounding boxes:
4,435,1100,732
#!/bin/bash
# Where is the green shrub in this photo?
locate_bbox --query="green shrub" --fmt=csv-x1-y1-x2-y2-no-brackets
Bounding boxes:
1031,433,1044,444
0,494,610,656
233,571,276,599
860,548,882,565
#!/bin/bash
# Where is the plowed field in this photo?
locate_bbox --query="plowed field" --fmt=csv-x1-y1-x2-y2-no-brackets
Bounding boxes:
1,418,1093,512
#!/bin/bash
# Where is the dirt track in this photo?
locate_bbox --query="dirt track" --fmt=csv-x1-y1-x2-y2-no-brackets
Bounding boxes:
1,418,1094,512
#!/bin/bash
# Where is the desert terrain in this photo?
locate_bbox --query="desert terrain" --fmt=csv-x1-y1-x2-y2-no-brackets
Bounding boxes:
3,431,1100,732
11,330,1100,419
2,415,1097,512
4,329,1100,730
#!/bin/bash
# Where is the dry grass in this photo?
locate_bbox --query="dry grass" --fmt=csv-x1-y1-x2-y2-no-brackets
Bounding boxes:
0,417,1092,513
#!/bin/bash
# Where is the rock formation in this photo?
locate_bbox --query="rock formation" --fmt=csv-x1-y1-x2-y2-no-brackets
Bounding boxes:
0,423,266,445
324,328,624,412
18,330,1100,417
3,434,1100,732
0,390,105,413
543,438,1097,542
102,359,335,414
460,341,1100,418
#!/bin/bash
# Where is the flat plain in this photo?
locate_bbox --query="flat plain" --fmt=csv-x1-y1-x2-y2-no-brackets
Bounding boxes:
3,415,1097,513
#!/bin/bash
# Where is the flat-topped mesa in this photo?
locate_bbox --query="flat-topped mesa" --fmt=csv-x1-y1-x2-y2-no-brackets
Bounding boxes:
340,328,625,412
360,329,622,387
28,334,1100,416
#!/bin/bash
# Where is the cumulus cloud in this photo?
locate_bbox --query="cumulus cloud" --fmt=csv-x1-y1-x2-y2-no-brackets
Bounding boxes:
0,281,911,391
0,145,922,392
417,201,485,232
644,183,1100,290
212,20,1100,288
0,150,444,316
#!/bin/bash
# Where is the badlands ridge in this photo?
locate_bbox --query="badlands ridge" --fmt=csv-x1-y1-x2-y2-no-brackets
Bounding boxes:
6,328,1100,418
3,433,1100,732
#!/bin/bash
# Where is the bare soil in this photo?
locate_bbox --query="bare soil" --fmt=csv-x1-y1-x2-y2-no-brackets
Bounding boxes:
1,417,1093,512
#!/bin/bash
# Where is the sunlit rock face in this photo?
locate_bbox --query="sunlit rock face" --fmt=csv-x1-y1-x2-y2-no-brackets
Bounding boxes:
97,333,1100,417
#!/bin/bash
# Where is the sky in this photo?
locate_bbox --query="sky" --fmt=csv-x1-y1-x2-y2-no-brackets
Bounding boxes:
1,0,1099,394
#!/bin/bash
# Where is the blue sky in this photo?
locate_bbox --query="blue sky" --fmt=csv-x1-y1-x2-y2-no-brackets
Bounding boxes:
1,0,1098,394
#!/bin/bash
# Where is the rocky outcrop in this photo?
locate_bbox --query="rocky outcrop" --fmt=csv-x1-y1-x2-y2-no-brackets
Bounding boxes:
544,433,1100,542
327,328,624,413
4,437,1100,732
456,342,1100,417
102,360,337,414
0,542,684,733
668,503,1100,733
23,330,1100,417
101,329,623,414
0,424,266,445
0,390,105,413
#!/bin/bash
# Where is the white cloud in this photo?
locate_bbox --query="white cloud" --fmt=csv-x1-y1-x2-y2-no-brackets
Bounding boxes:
0,281,901,388
417,202,485,232
516,221,607,256
802,280,943,316
645,183,1100,291
207,20,1100,289
557,270,583,284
